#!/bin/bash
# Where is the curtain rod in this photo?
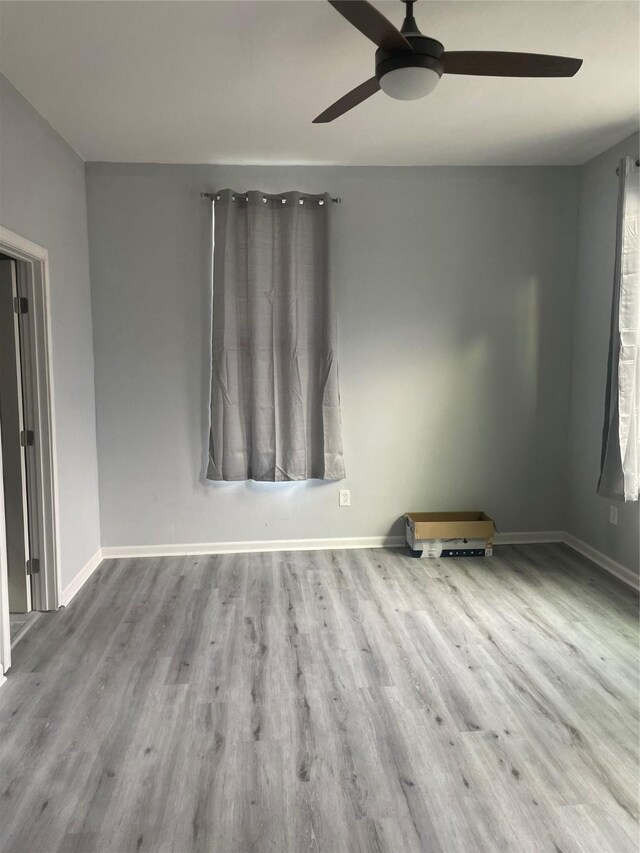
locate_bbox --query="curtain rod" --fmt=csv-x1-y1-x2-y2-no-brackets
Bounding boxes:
616,158,640,176
201,192,341,204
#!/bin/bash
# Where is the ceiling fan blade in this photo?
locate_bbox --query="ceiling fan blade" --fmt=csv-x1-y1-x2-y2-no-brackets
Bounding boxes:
327,1,412,52
442,51,583,77
313,76,381,123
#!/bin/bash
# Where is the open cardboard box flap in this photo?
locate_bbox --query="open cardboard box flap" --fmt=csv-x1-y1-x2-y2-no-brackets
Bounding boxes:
404,511,495,542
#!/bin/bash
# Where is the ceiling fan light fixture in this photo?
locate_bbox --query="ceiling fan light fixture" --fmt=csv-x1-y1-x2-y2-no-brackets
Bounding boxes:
375,34,445,103
313,1,583,123
379,65,440,100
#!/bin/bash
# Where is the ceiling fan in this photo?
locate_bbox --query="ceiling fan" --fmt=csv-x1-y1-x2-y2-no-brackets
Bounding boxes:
313,0,583,123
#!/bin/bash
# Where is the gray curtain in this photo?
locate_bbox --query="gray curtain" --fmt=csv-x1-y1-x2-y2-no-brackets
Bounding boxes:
207,190,345,482
598,156,640,501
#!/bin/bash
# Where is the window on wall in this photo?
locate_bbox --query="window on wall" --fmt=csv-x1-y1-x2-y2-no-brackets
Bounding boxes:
207,190,345,482
598,156,639,502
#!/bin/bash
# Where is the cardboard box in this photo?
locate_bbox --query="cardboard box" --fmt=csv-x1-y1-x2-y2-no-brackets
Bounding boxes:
404,511,495,558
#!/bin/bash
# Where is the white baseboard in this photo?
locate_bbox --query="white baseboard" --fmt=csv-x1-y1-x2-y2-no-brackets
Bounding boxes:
100,531,637,591
102,530,566,560
102,536,405,559
59,548,104,607
495,530,564,545
563,533,639,591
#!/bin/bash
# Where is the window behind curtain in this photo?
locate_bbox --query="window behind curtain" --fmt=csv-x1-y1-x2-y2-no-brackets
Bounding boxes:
598,156,639,501
207,190,345,482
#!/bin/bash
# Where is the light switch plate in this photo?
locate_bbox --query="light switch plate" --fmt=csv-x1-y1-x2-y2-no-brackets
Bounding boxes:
610,505,618,525
339,489,351,507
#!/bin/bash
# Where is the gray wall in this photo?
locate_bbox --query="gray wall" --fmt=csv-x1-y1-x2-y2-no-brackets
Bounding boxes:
566,132,640,574
0,74,101,589
86,162,578,547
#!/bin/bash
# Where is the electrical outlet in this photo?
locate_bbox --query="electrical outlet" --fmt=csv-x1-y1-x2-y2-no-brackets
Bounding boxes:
609,505,618,525
339,489,351,507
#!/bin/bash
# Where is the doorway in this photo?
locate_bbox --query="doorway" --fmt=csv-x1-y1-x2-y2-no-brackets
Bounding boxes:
0,227,60,680
0,256,37,639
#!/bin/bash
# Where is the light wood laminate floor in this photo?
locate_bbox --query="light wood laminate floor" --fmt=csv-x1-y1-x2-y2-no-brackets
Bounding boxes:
0,544,638,853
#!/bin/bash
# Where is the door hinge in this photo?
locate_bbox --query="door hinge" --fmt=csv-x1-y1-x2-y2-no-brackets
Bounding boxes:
14,296,28,314
26,558,40,576
20,429,35,447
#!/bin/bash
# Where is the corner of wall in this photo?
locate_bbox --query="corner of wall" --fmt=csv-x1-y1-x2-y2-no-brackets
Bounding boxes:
561,165,586,535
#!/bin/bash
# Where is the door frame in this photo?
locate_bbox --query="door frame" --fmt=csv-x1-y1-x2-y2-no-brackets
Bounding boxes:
0,227,60,678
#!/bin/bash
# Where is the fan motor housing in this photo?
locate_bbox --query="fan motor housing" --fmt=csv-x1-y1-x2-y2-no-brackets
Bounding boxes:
375,34,444,83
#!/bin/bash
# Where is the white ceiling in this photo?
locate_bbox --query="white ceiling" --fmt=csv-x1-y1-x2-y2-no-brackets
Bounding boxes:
0,0,638,165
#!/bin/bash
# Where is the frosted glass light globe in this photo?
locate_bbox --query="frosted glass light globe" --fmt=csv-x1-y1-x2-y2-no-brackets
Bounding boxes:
379,66,440,100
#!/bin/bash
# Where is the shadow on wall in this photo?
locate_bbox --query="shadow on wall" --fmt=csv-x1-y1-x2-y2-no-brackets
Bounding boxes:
378,273,542,540
428,275,541,517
